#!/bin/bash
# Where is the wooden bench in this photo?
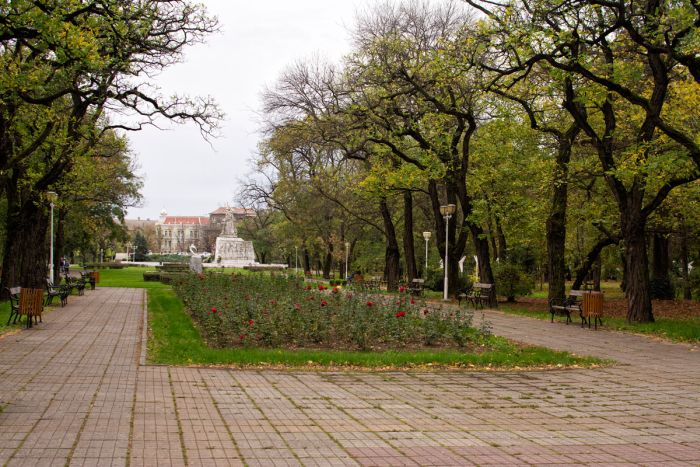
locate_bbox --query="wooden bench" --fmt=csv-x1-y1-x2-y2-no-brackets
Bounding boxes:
549,290,585,325
550,290,604,328
464,283,493,308
408,279,425,296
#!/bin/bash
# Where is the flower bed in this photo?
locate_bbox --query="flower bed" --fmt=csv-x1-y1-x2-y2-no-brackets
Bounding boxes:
173,273,489,351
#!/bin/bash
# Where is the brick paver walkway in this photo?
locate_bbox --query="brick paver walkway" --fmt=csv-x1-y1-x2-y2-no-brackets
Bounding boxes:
0,288,698,466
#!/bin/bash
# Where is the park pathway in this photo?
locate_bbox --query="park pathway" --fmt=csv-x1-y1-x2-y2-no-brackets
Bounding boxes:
0,288,698,466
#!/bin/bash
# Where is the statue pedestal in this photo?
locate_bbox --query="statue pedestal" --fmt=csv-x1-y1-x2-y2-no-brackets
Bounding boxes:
214,236,256,267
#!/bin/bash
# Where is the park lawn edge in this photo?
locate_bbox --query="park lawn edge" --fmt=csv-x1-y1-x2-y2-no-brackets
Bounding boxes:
147,287,607,370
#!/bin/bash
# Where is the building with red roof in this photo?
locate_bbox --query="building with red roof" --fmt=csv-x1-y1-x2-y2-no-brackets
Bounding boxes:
154,208,254,254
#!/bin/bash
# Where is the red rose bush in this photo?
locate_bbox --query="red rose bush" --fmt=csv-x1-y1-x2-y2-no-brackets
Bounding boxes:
174,273,480,350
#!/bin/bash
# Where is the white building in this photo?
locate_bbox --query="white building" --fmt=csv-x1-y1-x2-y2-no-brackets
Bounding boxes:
154,208,255,254
156,210,209,254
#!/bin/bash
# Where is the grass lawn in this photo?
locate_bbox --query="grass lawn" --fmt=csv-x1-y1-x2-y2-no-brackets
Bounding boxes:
0,301,21,335
93,267,172,290
91,267,604,370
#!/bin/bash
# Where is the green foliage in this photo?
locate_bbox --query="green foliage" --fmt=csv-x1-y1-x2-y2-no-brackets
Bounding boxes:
650,277,676,300
493,262,535,302
133,232,149,261
424,267,473,293
83,262,127,269
146,254,188,263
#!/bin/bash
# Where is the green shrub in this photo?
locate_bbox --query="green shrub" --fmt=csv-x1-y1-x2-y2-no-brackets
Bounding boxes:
146,254,188,263
83,262,126,269
424,267,472,293
650,277,676,300
143,272,161,282
493,262,534,302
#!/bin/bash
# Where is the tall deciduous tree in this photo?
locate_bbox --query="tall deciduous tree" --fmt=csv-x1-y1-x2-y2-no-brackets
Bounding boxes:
0,0,221,289
466,0,700,321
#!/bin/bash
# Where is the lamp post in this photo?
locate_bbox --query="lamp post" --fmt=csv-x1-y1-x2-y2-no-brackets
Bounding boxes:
439,204,456,301
47,191,58,284
344,242,350,280
295,246,298,275
422,231,431,276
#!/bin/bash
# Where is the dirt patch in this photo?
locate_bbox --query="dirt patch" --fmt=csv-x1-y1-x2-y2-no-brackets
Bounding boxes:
508,297,700,320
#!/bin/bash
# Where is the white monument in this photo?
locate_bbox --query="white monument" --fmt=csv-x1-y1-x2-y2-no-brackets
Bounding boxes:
189,245,203,274
213,209,257,267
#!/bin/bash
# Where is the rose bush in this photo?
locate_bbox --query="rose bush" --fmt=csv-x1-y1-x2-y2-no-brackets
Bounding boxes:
174,273,486,350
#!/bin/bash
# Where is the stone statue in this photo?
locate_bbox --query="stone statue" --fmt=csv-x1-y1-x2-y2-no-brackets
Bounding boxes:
189,244,203,274
213,208,257,266
222,209,238,237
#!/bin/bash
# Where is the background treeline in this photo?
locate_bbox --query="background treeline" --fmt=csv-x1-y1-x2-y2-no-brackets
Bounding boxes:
239,0,700,323
0,1,220,291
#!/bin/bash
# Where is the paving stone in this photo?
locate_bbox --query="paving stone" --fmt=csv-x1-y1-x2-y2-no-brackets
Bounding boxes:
0,289,699,464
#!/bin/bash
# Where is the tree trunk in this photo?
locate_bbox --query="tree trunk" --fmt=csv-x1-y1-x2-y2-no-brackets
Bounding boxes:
572,237,620,290
486,216,498,262
312,252,320,275
1,196,50,289
624,217,654,322
546,145,570,301
55,207,67,281
495,216,507,262
592,256,601,291
679,228,692,299
303,247,310,274
470,225,497,307
322,243,333,279
380,199,400,292
651,233,674,299
402,191,418,282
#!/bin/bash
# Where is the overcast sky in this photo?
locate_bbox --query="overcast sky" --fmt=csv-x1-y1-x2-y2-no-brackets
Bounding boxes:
125,0,371,220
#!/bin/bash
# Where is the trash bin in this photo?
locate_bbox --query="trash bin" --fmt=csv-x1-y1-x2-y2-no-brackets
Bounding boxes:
89,271,99,290
582,291,603,329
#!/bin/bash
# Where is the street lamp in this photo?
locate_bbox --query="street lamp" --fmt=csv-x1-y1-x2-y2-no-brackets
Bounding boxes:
422,231,431,276
47,191,58,284
345,242,350,280
439,204,456,301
